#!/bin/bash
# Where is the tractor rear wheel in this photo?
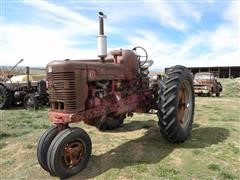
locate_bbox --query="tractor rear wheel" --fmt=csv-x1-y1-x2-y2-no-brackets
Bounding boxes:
47,127,92,179
0,84,13,109
157,65,194,143
96,115,124,131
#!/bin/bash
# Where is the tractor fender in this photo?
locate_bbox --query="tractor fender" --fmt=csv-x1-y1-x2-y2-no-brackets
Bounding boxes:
0,82,9,90
0,82,16,92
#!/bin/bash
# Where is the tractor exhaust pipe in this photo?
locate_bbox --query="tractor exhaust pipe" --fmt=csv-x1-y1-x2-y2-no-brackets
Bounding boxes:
26,66,31,91
97,12,107,62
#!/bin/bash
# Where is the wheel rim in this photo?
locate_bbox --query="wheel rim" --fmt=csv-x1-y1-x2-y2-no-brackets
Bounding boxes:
177,80,193,128
61,139,85,168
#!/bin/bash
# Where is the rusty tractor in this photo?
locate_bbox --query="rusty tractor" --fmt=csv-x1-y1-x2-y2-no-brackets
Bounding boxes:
37,12,195,178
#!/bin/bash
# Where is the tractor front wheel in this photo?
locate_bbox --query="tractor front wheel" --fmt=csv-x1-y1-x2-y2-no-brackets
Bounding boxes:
158,65,195,143
37,126,60,173
24,94,39,110
47,127,92,179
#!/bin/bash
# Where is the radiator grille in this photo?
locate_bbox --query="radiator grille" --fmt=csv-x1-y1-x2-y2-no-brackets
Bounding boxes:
48,72,76,110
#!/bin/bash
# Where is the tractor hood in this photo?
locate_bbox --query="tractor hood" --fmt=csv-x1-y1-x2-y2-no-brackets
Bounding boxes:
6,74,46,83
46,49,139,81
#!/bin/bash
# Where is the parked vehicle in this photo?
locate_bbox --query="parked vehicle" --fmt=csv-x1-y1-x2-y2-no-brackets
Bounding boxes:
194,72,222,96
0,60,49,109
37,12,195,179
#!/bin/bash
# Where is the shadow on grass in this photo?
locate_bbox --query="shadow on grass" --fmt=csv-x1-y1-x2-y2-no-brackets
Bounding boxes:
106,119,157,133
100,120,201,133
67,120,229,180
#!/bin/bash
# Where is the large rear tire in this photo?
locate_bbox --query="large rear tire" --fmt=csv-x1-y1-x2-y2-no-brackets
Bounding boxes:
0,84,13,109
47,127,92,179
158,65,195,143
96,115,124,131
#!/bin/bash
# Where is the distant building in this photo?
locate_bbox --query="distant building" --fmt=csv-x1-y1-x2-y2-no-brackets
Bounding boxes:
165,66,240,78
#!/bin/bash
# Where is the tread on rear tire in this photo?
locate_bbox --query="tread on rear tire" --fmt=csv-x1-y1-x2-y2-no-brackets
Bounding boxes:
157,65,195,143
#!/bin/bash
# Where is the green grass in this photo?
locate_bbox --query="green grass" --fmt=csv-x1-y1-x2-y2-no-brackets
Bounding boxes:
0,107,50,142
208,163,221,171
0,79,239,180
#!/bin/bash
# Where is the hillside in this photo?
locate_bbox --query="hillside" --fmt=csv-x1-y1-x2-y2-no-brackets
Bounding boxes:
219,78,240,97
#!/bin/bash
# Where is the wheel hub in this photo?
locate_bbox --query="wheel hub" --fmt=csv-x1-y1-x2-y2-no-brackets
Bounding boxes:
62,140,84,168
177,81,192,127
178,83,186,123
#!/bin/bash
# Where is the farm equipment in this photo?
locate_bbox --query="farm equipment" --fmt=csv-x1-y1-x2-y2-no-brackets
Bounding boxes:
0,59,49,109
37,12,195,178
194,72,222,97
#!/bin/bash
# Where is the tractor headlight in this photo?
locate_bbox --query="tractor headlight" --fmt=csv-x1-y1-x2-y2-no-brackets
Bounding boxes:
204,86,208,90
48,66,52,73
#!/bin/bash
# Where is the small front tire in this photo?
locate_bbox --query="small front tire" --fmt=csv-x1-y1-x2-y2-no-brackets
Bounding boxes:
37,126,59,172
23,94,39,110
47,127,92,179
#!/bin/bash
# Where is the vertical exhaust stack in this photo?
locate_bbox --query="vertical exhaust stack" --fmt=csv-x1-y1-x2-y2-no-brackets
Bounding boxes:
97,12,107,62
26,66,30,90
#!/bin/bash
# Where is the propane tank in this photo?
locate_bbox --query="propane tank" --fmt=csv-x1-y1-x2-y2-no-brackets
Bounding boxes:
97,12,107,61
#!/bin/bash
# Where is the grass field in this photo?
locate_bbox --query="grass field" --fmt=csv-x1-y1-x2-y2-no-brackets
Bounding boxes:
0,79,239,180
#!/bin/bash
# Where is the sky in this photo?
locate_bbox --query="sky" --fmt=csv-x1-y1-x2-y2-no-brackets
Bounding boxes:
0,0,239,70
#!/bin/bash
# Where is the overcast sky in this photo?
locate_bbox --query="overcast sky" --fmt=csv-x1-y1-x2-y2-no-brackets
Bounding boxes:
0,0,239,70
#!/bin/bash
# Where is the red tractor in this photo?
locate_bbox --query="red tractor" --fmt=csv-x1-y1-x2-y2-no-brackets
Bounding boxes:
37,12,195,178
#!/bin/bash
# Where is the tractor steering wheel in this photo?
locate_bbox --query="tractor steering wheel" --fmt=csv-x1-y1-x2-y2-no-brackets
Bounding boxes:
132,46,148,67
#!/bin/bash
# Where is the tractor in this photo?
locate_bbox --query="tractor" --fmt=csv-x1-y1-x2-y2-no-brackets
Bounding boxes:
0,59,49,110
37,12,195,178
